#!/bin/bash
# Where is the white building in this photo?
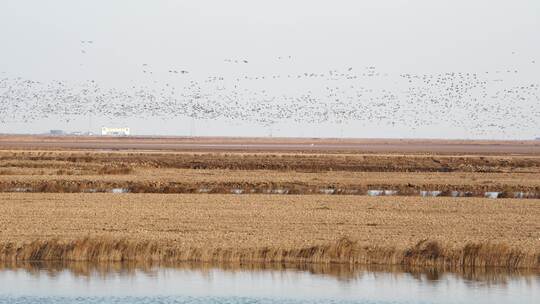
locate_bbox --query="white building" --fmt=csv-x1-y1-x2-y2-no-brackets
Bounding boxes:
101,127,130,136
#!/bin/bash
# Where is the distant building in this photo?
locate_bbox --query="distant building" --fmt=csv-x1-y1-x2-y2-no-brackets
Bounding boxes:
101,127,130,136
49,130,64,135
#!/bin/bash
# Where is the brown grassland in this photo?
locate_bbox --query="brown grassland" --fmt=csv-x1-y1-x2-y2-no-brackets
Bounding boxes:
0,138,539,270
0,150,540,195
0,194,539,269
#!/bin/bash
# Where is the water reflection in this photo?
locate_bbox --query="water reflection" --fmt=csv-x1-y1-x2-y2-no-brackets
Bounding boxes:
0,261,538,303
1,260,538,284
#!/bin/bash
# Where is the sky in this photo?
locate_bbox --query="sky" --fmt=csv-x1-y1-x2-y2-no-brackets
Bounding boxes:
0,0,539,139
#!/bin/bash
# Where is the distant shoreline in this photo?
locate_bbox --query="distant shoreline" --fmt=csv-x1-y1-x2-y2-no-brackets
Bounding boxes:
0,134,539,154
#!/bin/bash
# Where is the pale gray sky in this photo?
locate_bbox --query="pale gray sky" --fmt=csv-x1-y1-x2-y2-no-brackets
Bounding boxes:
0,0,539,138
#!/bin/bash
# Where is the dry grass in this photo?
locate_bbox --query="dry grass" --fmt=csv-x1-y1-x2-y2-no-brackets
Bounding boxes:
0,150,538,195
0,169,16,175
2,150,540,173
0,237,537,269
0,193,538,269
0,180,537,196
96,164,133,175
0,147,539,269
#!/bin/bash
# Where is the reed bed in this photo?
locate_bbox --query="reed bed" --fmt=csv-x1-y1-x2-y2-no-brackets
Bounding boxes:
0,148,538,271
0,151,540,198
0,179,538,197
0,168,539,195
0,237,537,270
1,150,539,195
1,194,538,268
1,150,540,173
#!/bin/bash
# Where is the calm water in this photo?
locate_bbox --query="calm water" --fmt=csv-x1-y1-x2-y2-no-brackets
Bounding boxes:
0,263,538,304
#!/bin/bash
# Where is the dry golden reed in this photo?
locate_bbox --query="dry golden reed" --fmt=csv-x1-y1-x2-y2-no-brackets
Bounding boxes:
1,149,540,195
0,176,539,196
0,237,537,270
2,149,540,173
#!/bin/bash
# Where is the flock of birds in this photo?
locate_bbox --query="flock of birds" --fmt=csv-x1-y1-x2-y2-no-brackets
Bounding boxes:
0,46,539,137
